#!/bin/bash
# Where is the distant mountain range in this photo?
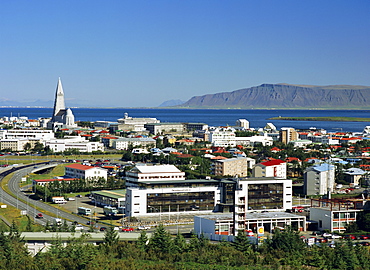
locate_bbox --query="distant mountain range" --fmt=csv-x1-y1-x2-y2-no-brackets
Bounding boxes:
0,98,85,108
179,83,370,109
158,99,185,107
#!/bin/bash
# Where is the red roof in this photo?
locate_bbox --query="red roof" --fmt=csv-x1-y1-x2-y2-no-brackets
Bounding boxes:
286,157,301,162
211,156,228,160
177,154,194,158
260,159,285,166
65,164,96,171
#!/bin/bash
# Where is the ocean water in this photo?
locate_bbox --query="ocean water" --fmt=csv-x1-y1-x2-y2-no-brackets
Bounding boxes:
1,107,370,133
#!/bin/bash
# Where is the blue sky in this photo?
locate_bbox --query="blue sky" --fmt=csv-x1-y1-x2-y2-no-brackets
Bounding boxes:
1,1,369,107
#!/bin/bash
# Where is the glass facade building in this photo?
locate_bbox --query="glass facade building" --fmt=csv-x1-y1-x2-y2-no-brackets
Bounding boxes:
147,191,215,213
247,183,284,210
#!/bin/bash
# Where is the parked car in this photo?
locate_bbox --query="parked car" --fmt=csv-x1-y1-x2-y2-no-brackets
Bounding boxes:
122,227,134,232
344,235,357,240
331,234,342,239
99,227,107,231
360,235,369,240
35,213,43,219
137,226,151,230
322,233,332,238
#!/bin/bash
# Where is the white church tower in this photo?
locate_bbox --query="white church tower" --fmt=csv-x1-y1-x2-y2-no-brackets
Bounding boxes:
48,78,77,130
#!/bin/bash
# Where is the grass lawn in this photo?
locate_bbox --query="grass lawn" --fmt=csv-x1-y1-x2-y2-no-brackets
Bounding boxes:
0,203,44,232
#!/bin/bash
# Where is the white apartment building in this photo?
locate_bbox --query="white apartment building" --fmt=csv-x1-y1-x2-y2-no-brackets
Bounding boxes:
209,128,236,147
45,136,104,153
234,135,273,146
65,164,107,180
112,137,156,150
304,163,335,196
213,157,254,177
125,165,185,186
0,129,55,140
252,159,287,179
235,119,250,129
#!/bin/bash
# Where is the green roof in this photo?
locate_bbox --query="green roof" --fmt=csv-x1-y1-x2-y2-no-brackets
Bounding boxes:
91,189,126,199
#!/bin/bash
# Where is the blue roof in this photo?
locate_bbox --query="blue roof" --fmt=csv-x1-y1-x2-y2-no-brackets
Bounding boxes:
313,163,335,172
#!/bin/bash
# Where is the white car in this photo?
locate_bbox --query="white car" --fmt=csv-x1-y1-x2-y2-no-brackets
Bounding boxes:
331,234,342,239
137,226,151,230
75,225,84,231
322,233,332,238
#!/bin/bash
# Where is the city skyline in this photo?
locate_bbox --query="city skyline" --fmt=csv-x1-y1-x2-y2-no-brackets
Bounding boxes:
1,1,369,107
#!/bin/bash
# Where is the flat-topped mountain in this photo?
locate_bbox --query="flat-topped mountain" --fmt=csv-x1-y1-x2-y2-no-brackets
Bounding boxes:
180,83,370,109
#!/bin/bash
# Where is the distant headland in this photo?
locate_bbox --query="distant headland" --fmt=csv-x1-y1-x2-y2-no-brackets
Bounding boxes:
269,116,370,122
178,83,370,109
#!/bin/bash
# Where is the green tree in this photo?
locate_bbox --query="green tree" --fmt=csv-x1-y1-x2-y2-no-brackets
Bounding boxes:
149,224,172,253
136,230,149,252
23,142,32,152
356,210,370,231
103,227,119,247
26,216,33,232
233,230,253,253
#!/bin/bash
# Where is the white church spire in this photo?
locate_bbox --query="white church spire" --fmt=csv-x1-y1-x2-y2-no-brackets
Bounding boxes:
52,77,66,117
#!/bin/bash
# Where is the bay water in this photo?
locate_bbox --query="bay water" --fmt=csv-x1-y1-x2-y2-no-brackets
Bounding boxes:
2,108,370,133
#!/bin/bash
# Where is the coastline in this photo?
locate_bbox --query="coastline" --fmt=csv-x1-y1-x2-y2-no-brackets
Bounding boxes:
269,116,370,122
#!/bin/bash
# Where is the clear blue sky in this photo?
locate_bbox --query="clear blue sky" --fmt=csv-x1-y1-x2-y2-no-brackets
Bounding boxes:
1,1,369,107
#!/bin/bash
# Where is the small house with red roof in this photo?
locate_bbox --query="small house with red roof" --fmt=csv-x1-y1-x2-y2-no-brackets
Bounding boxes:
65,163,108,180
252,159,287,178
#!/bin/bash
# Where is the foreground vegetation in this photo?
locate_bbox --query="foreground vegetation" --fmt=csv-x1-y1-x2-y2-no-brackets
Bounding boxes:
1,223,370,270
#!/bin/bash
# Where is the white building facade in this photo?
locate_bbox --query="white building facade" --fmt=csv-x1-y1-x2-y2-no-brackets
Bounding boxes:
45,136,104,153
304,163,335,195
65,164,108,180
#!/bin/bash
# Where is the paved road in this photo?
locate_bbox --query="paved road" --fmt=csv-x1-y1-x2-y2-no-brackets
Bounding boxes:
0,164,92,230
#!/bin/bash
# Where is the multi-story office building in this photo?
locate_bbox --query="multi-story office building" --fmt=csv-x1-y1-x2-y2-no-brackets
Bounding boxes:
144,123,185,135
185,123,208,131
304,163,335,195
125,176,293,219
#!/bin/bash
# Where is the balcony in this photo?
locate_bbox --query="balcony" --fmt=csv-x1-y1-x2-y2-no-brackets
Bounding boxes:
236,207,245,213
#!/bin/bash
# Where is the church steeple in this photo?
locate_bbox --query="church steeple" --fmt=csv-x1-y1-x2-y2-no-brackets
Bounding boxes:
52,77,66,117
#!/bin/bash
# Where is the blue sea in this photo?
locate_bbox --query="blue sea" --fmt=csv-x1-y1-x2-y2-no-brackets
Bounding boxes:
2,108,370,133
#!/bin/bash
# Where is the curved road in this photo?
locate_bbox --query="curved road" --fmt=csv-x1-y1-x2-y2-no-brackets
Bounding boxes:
1,164,92,229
